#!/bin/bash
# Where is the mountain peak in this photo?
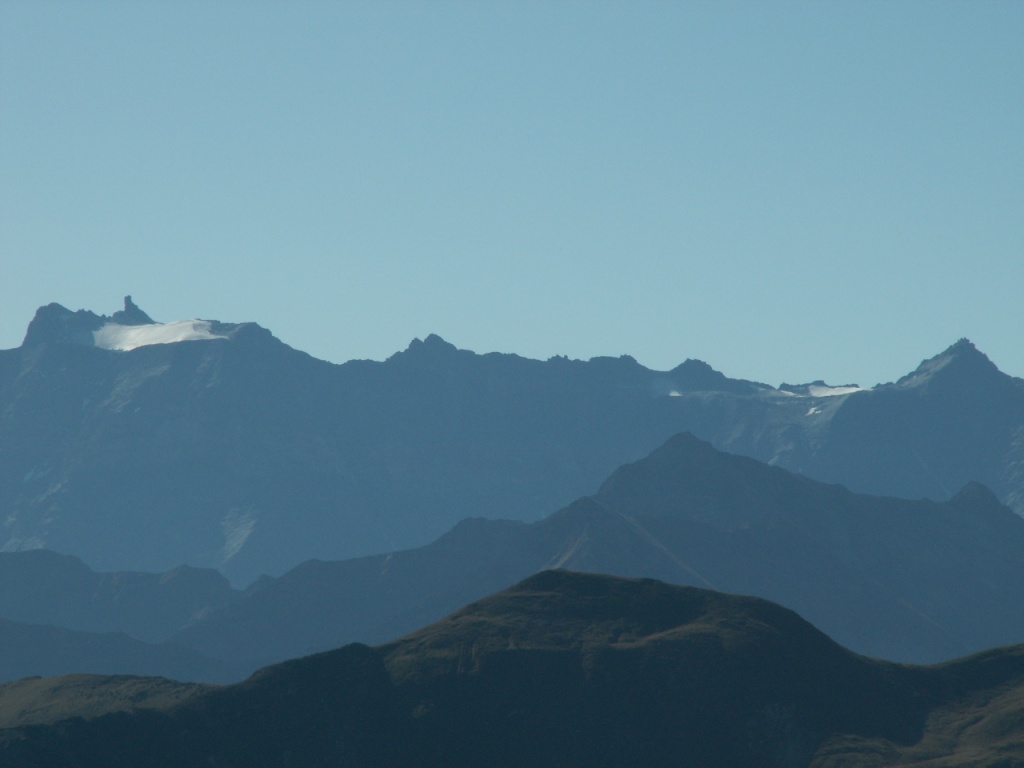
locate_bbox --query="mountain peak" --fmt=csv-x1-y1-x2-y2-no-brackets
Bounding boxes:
669,358,725,387
21,303,104,347
20,300,236,352
949,480,1002,511
421,333,454,349
21,297,152,348
668,358,769,395
944,338,992,364
895,338,1002,390
389,569,826,659
393,334,460,359
109,295,154,326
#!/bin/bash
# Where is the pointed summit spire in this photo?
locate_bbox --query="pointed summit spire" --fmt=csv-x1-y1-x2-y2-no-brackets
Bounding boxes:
110,295,155,326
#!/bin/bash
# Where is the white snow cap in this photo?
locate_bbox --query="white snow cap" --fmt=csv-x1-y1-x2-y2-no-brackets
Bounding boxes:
93,320,227,351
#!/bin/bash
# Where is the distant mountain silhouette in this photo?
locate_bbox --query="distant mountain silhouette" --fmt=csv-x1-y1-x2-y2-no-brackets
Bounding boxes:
0,616,239,683
3,571,1024,767
169,433,1024,672
2,300,1022,583
0,550,239,643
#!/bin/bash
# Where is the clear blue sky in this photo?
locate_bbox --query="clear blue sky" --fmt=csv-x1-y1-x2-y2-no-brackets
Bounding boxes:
2,1,1021,387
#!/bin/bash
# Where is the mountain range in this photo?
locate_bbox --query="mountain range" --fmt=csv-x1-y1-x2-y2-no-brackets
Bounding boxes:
2,431,1023,683
2,571,1023,767
2,298,1022,584
4,299,1024,764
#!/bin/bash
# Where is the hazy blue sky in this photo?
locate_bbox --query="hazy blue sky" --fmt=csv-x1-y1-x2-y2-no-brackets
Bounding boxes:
2,1,1021,387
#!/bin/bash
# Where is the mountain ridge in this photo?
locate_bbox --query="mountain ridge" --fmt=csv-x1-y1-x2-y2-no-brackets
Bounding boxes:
4,571,1024,767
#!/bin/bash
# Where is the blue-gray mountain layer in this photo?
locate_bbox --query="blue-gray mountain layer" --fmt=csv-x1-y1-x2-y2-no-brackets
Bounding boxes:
2,299,1021,584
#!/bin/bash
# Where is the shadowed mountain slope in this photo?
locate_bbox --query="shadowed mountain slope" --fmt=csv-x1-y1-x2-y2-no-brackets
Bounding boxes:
0,674,209,729
3,572,1024,767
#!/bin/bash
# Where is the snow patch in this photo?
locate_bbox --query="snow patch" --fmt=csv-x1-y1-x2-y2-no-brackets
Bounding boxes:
22,465,51,484
806,384,870,398
1,536,45,552
898,354,954,389
93,320,227,351
220,508,256,564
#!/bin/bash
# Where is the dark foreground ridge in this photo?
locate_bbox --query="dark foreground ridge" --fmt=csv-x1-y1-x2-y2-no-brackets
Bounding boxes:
2,571,1024,767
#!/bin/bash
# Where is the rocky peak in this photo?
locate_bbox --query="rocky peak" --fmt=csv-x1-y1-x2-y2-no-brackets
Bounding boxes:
390,334,461,361
21,303,103,348
895,338,1004,390
949,480,1003,511
669,358,768,395
110,295,155,326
